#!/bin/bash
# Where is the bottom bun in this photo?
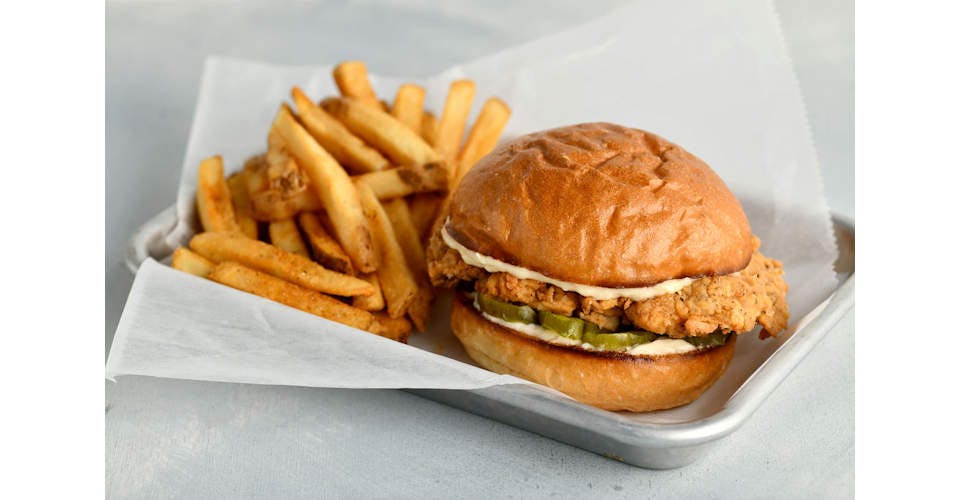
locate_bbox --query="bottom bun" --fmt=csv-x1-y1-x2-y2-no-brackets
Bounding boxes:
451,294,737,412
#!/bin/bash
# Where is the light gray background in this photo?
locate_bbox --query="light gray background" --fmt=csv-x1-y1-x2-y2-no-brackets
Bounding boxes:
106,0,853,497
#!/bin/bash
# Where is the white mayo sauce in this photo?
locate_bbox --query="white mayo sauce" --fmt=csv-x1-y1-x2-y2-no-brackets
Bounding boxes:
442,223,695,301
477,308,700,356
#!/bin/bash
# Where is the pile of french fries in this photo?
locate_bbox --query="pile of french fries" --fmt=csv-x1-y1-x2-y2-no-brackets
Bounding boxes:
171,61,511,343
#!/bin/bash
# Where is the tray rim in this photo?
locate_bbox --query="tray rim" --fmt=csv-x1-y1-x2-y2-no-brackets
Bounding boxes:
123,206,854,450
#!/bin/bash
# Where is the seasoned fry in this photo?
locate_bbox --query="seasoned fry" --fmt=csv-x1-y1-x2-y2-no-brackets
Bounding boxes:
196,156,240,233
352,163,447,200
291,87,389,174
332,61,381,108
298,212,354,275
171,247,215,278
321,97,440,166
408,193,446,241
382,199,427,277
268,218,309,257
421,111,439,146
455,97,511,186
272,104,377,273
434,79,476,161
383,198,434,331
356,182,418,318
405,286,435,333
352,272,385,312
391,84,425,135
243,153,321,221
190,232,374,297
226,171,259,239
369,313,413,343
208,261,377,331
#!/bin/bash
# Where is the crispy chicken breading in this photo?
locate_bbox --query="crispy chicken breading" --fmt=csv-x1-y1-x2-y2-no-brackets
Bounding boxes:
428,231,789,338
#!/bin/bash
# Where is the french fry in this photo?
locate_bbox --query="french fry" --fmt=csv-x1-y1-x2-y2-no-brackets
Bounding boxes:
356,182,418,318
351,163,447,200
434,79,476,161
369,312,413,343
190,232,374,297
408,193,446,241
291,87,389,174
271,104,377,273
244,154,321,220
196,155,240,233
383,198,434,332
332,61,381,108
226,171,259,239
171,247,215,278
352,272,385,312
421,111,439,146
391,84,425,135
405,287,435,333
268,218,309,257
454,97,511,187
208,261,377,332
321,97,441,166
298,212,354,275
266,124,312,195
382,199,427,277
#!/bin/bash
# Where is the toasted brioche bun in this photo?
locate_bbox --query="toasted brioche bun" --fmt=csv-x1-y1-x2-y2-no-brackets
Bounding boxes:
446,122,752,287
451,294,736,412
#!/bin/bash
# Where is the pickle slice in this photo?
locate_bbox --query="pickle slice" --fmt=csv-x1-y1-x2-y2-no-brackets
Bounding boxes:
476,293,536,324
582,326,659,350
537,310,585,340
683,332,730,348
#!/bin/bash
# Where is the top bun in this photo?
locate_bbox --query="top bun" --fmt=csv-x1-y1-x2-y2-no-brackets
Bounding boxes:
446,122,753,287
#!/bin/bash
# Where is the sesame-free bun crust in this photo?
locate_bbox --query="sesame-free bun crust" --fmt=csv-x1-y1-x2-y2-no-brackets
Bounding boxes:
447,122,753,287
451,294,736,412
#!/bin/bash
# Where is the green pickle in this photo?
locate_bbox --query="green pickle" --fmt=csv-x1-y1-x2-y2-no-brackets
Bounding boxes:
476,294,729,350
684,332,730,348
582,323,659,350
476,293,537,324
537,310,585,340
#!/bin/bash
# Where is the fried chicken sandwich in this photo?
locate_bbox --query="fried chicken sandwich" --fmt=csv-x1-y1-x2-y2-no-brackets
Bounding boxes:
427,122,788,412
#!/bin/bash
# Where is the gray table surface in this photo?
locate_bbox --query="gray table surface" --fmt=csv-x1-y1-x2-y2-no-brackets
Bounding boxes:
106,1,853,497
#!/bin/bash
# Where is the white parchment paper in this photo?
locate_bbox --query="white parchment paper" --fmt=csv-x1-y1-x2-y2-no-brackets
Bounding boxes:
107,0,839,419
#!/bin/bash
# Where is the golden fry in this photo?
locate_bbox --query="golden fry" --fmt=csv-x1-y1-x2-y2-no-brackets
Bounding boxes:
321,97,440,166
298,212,354,275
190,231,374,297
434,79,476,161
226,171,259,238
351,163,447,200
332,60,380,108
369,312,413,343
352,272,385,312
391,84,425,135
356,182,418,318
383,198,434,332
208,261,377,332
171,247,215,278
268,218,309,257
455,97,511,187
421,111,439,146
243,154,320,221
196,155,240,233
272,104,377,273
382,199,427,277
291,87,389,174
405,286,435,333
408,193,446,241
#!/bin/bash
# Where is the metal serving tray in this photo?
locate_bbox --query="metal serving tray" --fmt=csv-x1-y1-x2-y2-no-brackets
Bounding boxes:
125,208,854,469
